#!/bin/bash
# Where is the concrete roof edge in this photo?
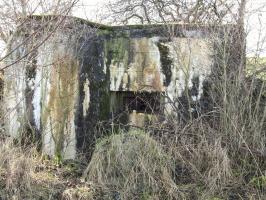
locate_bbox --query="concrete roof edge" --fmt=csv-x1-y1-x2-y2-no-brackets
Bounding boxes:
23,15,237,31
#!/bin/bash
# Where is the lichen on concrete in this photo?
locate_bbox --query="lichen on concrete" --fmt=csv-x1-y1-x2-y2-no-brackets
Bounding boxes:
107,37,165,92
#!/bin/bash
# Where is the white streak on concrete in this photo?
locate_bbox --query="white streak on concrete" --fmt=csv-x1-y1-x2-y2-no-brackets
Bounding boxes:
32,67,42,130
83,78,90,117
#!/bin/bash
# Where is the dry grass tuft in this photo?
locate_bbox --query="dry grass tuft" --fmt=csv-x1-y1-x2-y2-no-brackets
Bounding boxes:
0,140,35,199
0,139,89,200
83,129,188,200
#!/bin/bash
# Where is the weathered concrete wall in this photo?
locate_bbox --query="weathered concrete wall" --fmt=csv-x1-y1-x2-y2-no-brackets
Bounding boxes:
3,16,237,159
3,16,107,159
105,37,213,116
104,24,220,125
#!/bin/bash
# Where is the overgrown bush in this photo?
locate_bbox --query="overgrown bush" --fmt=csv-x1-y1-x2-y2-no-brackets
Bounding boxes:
83,129,188,200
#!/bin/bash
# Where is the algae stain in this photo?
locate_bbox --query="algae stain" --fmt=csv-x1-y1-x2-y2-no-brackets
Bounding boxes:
107,37,165,92
42,56,79,159
105,37,130,91
157,42,172,86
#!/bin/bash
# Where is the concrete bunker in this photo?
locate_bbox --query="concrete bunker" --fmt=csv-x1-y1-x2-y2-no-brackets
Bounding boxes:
2,15,241,159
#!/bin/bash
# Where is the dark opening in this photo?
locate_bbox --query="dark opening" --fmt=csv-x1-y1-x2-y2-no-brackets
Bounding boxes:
122,92,162,114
